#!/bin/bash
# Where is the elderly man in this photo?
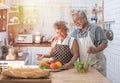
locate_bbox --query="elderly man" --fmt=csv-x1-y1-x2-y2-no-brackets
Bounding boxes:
70,11,108,76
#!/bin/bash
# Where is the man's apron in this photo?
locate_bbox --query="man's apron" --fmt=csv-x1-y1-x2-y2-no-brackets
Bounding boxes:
51,38,73,65
77,32,106,76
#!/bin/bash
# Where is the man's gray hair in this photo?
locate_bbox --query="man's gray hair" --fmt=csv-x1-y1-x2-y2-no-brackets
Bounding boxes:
72,10,87,19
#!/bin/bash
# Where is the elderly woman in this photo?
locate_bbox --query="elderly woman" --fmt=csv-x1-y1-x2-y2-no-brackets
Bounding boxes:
37,21,79,69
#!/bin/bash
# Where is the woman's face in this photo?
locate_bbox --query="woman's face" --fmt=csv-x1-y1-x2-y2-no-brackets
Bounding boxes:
55,29,67,39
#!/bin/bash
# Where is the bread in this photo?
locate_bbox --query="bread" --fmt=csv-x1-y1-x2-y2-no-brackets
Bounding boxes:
2,68,50,78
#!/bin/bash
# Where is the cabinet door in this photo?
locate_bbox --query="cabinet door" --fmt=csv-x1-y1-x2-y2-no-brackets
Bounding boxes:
0,9,7,32
8,25,17,45
2,9,7,31
0,10,3,32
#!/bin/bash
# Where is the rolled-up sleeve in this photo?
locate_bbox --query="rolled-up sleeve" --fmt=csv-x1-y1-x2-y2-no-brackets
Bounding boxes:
95,26,108,44
70,28,79,39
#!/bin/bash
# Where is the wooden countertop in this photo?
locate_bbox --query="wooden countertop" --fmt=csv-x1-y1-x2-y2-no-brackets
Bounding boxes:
16,53,28,61
51,68,111,83
0,67,111,83
13,42,51,47
0,53,28,61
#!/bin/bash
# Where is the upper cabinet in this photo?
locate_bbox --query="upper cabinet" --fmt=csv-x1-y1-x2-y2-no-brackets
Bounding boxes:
0,3,8,32
0,0,5,4
8,4,20,26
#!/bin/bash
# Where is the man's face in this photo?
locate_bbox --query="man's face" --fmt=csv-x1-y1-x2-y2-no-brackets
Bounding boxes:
72,14,83,29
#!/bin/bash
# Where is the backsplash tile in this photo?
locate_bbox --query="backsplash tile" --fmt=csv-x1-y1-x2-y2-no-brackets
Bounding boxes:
0,32,7,45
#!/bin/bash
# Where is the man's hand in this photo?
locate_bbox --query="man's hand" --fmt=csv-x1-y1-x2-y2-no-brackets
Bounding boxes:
87,43,107,54
87,46,96,54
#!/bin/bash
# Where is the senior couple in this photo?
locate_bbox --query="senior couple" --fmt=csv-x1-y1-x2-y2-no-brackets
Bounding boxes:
37,11,108,76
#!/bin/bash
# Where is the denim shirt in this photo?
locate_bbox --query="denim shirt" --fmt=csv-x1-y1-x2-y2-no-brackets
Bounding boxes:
70,23,108,47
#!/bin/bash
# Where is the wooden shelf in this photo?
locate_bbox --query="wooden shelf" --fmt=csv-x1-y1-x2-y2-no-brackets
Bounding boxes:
8,23,20,26
0,53,28,61
0,3,9,9
9,10,19,13
0,4,8,32
13,42,51,47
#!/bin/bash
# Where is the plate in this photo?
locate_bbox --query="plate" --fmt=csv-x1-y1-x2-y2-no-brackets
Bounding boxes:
48,68,64,72
8,65,39,68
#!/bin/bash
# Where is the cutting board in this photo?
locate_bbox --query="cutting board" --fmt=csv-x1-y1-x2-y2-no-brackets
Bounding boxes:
0,75,51,83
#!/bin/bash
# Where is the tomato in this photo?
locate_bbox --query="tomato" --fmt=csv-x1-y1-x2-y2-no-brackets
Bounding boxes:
50,63,58,69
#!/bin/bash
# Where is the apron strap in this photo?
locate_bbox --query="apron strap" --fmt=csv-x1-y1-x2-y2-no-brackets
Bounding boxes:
67,37,71,46
56,37,71,47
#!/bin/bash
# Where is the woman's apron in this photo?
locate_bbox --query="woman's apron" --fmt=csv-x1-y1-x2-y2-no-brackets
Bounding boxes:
52,38,73,65
77,32,106,76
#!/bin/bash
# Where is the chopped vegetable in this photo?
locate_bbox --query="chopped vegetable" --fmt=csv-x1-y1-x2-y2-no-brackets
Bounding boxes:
74,61,89,73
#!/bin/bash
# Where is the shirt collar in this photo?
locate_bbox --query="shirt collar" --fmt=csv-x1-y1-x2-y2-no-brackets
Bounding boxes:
79,22,90,33
58,36,69,44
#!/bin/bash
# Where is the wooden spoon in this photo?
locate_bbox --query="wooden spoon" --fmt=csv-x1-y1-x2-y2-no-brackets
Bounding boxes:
84,54,89,71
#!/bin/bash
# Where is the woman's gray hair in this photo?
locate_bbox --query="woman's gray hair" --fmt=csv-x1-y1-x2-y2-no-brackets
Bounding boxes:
72,10,87,20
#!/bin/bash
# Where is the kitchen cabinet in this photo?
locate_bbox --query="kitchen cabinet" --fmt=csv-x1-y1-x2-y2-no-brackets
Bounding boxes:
7,24,19,45
8,8,19,25
0,0,5,4
0,53,29,66
12,45,50,65
7,4,20,45
0,4,8,32
20,47,50,65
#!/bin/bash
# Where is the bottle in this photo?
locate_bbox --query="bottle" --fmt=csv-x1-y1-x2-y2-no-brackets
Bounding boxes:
6,47,16,60
34,32,41,43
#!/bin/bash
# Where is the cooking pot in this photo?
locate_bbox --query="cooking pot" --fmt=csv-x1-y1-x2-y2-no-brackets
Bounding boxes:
105,29,113,41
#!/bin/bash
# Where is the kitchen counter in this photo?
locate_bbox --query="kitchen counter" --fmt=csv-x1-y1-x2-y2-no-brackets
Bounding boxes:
51,68,111,83
0,67,111,83
0,53,29,65
0,53,28,61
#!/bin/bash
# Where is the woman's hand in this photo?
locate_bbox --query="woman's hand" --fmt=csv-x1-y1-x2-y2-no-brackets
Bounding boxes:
36,54,44,60
50,36,58,44
63,63,73,69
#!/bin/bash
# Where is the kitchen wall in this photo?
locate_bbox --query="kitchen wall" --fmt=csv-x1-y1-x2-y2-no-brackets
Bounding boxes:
34,0,101,36
0,32,7,45
5,0,101,36
1,0,102,44
104,0,120,83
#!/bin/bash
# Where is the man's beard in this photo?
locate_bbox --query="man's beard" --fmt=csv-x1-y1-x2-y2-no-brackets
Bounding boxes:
76,24,83,29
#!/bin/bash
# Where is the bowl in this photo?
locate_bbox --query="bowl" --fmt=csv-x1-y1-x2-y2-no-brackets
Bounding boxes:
74,61,89,73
